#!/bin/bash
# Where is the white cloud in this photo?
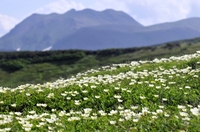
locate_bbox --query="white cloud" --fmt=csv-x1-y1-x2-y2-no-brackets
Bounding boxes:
187,1,200,18
88,0,200,26
35,0,85,14
127,0,191,25
0,14,19,36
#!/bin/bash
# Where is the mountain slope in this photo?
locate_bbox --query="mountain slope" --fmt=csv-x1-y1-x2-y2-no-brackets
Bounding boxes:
141,17,200,32
52,26,200,50
52,16,200,50
0,9,142,51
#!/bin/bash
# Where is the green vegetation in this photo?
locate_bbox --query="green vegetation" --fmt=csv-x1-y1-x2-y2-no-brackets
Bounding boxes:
0,37,200,87
0,50,200,131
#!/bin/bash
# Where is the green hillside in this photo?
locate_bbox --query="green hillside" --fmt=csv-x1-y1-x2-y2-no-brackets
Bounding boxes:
0,49,200,131
0,37,200,87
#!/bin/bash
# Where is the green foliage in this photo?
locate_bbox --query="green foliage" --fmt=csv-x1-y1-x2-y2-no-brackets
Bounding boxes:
0,60,26,72
0,37,200,87
0,51,200,131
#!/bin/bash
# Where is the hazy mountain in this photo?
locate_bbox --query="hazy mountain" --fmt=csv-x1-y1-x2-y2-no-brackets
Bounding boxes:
52,17,200,50
0,9,200,51
138,17,200,32
0,9,142,51
52,26,200,50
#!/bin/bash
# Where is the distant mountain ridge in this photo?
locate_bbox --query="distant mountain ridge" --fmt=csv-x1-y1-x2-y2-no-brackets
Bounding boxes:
0,9,200,51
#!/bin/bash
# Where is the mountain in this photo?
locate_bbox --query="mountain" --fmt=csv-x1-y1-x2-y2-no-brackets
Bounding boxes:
52,24,200,50
140,17,200,32
0,9,200,51
52,17,200,50
0,9,142,51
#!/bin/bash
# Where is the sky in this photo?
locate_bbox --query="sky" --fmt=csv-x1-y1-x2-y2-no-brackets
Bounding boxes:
0,0,200,37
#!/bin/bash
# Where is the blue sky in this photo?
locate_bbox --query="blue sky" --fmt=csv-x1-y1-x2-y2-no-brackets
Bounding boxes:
0,0,200,37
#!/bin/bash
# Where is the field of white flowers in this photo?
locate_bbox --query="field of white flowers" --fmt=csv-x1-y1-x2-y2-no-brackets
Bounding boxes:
0,51,200,131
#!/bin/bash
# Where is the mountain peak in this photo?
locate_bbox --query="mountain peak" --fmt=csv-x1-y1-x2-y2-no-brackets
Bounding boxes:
102,9,120,13
68,9,76,13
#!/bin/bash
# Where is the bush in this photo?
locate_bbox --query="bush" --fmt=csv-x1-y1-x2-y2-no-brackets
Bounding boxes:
0,60,25,72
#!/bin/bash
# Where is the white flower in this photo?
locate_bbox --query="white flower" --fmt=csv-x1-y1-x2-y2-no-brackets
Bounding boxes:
154,95,159,98
142,107,150,114
118,106,124,110
103,89,109,92
140,96,146,99
182,117,190,121
84,108,92,114
91,116,97,120
114,95,121,99
66,97,71,100
26,93,31,96
110,110,118,115
91,86,96,89
162,98,167,101
47,93,54,98
190,107,200,116
119,118,125,122
125,115,132,120
28,111,36,114
14,112,22,116
74,100,81,105
187,105,193,108
59,111,66,117
114,87,120,90
99,110,107,116
118,99,123,102
156,86,161,89
122,88,127,91
156,109,163,114
95,96,100,99
36,103,47,107
164,113,170,117
83,97,88,100
178,105,186,109
159,105,164,109
138,82,143,84
46,118,55,123
51,109,56,112
4,128,11,131
152,116,158,119
109,120,116,125
82,90,88,93
11,104,16,107
168,82,176,85
131,106,138,110
24,127,31,131
68,117,81,122
185,86,191,89
61,93,67,96
149,84,154,87
179,112,188,117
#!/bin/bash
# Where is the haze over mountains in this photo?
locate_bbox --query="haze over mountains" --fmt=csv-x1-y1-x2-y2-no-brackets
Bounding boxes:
0,8,200,51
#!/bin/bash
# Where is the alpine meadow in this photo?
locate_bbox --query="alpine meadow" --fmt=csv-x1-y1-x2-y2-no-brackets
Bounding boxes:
0,50,200,131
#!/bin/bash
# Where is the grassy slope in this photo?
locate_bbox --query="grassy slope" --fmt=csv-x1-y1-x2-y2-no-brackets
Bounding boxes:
0,37,200,87
0,51,200,131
